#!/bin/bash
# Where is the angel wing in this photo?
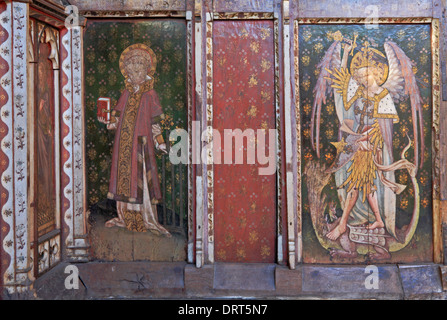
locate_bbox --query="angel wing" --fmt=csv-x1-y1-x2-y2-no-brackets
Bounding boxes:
382,41,424,171
310,41,341,158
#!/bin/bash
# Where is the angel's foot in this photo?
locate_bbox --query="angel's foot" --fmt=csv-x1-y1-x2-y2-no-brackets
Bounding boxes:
326,223,347,241
366,221,384,230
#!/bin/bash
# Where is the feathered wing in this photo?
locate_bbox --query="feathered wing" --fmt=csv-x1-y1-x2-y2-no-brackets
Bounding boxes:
310,41,341,158
382,41,424,170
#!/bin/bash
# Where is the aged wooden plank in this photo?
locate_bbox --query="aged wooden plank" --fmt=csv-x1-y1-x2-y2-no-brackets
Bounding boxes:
297,0,433,18
213,0,275,13
69,0,186,11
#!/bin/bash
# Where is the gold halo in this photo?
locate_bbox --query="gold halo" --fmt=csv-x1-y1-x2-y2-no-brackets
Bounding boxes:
350,49,389,86
119,43,157,79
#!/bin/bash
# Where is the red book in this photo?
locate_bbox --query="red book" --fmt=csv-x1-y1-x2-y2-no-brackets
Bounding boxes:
97,97,111,123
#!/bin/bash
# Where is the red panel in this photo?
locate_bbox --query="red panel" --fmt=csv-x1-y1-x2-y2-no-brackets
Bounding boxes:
213,20,276,263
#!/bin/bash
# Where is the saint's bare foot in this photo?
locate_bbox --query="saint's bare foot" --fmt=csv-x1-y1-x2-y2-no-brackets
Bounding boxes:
326,224,347,241
366,221,384,230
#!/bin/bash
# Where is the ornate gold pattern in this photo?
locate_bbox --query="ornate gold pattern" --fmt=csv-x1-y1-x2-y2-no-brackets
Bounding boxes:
339,122,383,203
213,12,274,20
431,18,442,263
294,20,302,263
123,210,147,232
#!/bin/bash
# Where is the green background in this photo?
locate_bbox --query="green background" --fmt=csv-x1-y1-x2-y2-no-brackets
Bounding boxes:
84,20,188,223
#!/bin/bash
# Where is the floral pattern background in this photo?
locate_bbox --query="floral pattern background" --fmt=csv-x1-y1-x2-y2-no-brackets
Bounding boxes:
84,20,187,223
213,20,276,263
299,24,434,263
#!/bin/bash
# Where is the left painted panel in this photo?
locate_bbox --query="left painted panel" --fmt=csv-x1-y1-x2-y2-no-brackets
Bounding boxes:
84,19,188,262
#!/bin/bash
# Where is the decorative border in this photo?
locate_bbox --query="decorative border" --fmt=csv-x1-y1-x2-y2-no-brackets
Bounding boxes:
205,14,214,264
293,19,302,263
61,26,89,263
186,13,194,264
12,1,29,289
298,17,434,24
80,11,186,18
274,17,283,264
0,0,14,292
431,18,442,264
283,18,296,269
71,0,186,12
60,27,74,259
0,1,33,293
213,12,274,20
294,17,442,264
194,19,204,268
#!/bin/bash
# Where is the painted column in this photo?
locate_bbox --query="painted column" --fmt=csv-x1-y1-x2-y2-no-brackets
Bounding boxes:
60,24,89,263
0,0,32,295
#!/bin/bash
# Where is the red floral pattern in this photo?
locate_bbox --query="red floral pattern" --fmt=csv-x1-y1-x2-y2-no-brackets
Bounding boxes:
213,20,276,263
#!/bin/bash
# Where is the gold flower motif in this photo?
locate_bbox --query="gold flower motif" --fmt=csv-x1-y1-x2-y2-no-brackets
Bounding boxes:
225,233,235,246
250,202,256,212
100,184,109,195
261,90,271,103
302,79,311,91
248,74,258,88
303,103,311,115
217,249,226,260
396,30,405,40
261,120,269,131
420,54,429,65
240,28,249,39
260,28,271,40
236,247,246,260
217,55,226,67
400,198,409,209
88,148,97,160
250,41,260,53
237,216,247,228
249,230,259,244
247,105,258,118
412,65,418,74
301,55,310,66
303,29,312,42
303,128,310,139
260,245,270,258
314,42,324,54
261,58,271,72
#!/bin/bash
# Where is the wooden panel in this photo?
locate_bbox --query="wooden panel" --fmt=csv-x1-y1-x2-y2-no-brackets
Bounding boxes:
213,20,276,263
298,23,434,264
